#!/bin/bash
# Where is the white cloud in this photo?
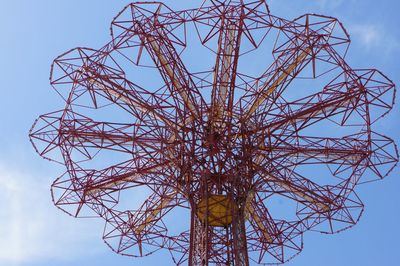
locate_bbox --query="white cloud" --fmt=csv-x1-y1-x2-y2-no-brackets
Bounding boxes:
348,23,400,54
349,24,380,48
0,163,104,265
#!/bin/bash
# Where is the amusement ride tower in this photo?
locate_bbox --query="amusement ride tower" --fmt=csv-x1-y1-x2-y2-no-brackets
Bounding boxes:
30,0,398,265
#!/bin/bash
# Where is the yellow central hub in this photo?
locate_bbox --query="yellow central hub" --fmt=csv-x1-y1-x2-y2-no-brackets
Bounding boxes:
197,195,236,227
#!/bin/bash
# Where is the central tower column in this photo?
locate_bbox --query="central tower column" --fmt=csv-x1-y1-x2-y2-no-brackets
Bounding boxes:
189,192,249,266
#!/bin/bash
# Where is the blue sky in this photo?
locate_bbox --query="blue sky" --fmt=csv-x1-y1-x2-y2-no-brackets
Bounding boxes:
0,0,399,265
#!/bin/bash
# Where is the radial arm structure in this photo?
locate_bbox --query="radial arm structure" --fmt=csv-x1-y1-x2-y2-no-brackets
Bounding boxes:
30,0,398,265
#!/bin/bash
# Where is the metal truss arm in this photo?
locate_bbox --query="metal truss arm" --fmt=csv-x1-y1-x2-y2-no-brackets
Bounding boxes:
240,34,316,119
81,157,171,195
136,19,207,120
253,155,333,211
245,192,275,244
131,189,179,236
102,187,185,256
83,68,180,130
210,10,244,128
256,87,364,135
257,168,332,211
258,134,370,165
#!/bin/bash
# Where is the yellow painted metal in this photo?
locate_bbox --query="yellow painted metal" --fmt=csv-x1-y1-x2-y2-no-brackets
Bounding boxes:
244,191,255,220
243,191,273,242
134,191,178,235
84,79,182,193
212,23,237,124
82,81,187,232
147,35,200,120
247,211,273,243
88,78,179,130
245,48,310,118
278,182,329,211
254,150,330,211
197,194,236,227
87,172,141,194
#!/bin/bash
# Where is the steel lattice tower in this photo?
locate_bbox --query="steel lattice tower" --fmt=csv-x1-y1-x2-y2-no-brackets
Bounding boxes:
30,0,398,265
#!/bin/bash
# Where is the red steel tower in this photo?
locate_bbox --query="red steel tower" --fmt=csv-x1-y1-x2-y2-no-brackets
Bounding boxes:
30,0,398,265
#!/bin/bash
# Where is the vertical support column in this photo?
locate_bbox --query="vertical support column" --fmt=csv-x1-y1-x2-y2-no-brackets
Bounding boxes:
232,208,249,266
189,209,209,266
189,197,249,265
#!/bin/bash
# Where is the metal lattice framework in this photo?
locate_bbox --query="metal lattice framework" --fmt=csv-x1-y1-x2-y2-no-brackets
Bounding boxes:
30,0,398,265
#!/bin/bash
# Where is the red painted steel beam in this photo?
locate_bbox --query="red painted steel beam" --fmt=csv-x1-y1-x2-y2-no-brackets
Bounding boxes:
29,1,398,265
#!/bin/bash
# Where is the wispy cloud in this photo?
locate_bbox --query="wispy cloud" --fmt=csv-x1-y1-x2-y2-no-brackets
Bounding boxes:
349,24,381,48
347,23,400,56
309,0,400,56
0,163,104,265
